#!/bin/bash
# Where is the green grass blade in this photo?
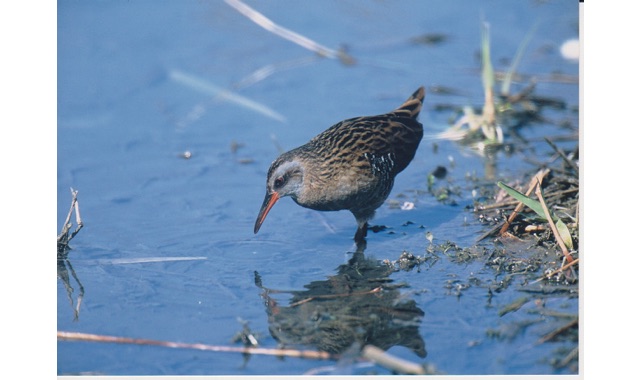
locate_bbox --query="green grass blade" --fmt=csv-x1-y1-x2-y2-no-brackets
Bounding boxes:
555,218,574,250
481,21,494,94
497,181,546,218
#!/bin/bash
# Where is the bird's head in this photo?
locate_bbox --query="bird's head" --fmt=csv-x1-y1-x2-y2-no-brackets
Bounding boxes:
254,158,305,234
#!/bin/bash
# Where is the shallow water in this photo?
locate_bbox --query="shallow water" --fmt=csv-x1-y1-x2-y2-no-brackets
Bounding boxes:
57,0,579,375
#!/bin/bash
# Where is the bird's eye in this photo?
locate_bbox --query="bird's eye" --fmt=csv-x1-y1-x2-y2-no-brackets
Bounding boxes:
274,176,285,189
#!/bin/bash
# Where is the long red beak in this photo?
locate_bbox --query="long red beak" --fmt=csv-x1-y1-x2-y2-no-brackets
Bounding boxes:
254,192,280,234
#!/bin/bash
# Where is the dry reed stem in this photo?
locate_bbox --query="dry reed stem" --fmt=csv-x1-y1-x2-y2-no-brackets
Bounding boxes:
534,180,573,263
57,188,83,244
57,331,336,360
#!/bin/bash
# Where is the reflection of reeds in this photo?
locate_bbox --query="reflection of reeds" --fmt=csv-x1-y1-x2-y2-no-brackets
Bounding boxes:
224,0,355,64
169,69,287,123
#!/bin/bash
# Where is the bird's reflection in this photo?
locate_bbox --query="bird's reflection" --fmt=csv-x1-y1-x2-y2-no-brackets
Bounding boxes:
255,246,426,358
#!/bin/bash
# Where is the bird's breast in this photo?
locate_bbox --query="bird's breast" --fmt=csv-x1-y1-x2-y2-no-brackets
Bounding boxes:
291,156,390,213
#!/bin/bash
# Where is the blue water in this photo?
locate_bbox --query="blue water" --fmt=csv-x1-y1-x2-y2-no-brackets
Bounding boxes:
57,0,579,375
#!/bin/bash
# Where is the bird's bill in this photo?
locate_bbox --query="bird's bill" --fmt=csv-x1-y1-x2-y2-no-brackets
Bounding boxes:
254,192,280,234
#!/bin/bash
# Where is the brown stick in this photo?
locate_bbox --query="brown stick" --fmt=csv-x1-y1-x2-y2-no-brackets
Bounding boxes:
530,258,579,284
57,331,336,360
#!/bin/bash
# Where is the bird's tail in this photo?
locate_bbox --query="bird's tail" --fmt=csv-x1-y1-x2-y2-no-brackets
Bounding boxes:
390,86,425,120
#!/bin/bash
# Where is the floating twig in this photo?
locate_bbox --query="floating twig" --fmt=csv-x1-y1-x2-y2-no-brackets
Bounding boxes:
57,331,336,361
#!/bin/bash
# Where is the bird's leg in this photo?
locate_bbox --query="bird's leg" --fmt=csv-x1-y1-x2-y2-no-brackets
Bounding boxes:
354,221,368,244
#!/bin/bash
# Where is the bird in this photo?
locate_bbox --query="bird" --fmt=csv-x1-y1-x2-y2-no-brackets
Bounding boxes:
254,86,425,244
